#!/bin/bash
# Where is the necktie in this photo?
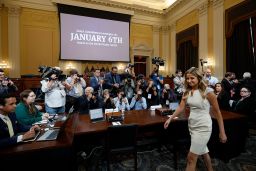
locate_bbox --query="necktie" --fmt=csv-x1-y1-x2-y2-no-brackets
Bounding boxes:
4,116,14,137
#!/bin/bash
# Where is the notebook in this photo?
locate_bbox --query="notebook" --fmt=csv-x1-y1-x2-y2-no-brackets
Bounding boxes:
89,108,105,123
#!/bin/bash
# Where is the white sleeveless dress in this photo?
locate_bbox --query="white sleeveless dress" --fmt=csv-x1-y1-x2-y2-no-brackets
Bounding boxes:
186,88,213,155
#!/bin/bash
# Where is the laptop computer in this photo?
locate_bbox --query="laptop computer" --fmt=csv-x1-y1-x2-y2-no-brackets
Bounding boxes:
169,102,179,111
89,108,105,123
37,106,75,141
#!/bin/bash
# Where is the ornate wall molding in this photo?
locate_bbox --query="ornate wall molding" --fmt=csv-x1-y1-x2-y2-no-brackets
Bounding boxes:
170,22,176,31
212,0,224,9
7,6,21,17
161,25,170,34
198,1,208,16
22,9,57,28
152,25,161,33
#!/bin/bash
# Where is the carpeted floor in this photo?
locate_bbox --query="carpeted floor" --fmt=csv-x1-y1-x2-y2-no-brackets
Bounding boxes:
77,133,256,171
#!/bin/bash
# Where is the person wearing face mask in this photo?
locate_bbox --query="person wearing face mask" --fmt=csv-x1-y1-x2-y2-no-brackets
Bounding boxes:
15,89,49,126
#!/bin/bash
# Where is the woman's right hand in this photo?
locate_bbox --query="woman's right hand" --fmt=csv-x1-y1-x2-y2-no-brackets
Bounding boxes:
164,117,172,129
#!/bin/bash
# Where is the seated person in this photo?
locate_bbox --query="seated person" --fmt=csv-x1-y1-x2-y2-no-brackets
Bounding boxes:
0,95,40,148
0,69,18,97
160,84,177,107
214,83,230,110
15,89,49,126
113,89,130,111
229,86,256,116
130,89,147,110
77,87,103,114
103,89,115,110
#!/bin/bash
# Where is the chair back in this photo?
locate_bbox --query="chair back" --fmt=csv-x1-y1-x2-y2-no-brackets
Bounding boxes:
107,124,138,150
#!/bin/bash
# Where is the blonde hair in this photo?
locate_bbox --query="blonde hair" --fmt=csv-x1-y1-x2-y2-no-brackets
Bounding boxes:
183,67,207,99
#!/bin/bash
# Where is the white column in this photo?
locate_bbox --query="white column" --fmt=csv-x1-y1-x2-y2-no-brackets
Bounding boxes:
8,6,20,78
198,1,208,72
161,25,170,76
152,25,160,57
212,0,224,79
170,23,176,75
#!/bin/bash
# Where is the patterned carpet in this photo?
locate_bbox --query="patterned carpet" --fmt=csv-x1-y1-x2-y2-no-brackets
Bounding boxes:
77,133,256,171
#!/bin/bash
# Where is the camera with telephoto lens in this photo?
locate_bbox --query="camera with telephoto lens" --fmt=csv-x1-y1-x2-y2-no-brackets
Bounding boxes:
38,66,66,81
152,57,165,66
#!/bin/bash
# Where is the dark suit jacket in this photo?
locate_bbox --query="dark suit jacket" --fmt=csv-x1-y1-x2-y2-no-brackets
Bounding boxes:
0,112,30,148
104,72,121,88
77,95,104,114
232,96,256,116
89,76,107,92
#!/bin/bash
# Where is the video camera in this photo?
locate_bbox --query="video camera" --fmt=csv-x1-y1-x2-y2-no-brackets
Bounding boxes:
127,63,134,68
200,59,207,67
152,57,165,66
38,66,66,81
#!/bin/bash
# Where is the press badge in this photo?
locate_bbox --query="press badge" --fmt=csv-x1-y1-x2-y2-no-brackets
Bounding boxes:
148,94,152,99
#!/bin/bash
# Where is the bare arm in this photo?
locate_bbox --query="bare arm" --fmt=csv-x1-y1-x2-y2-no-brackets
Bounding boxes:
207,92,227,143
164,98,186,129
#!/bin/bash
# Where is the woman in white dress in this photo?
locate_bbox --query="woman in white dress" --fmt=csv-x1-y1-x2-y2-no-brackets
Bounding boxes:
164,67,227,171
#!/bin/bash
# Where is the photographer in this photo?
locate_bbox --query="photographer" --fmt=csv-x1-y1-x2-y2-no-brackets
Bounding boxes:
124,63,135,78
160,84,177,107
66,69,86,112
145,79,159,108
113,89,130,111
122,74,135,103
150,66,164,97
77,87,103,114
0,69,18,97
130,89,147,110
103,89,115,110
135,74,147,95
40,67,67,115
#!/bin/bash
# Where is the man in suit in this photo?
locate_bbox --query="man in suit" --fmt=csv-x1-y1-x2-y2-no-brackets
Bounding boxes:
90,69,106,96
0,95,39,148
104,66,121,96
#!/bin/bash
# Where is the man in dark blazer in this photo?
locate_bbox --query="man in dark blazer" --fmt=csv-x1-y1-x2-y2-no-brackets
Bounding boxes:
104,66,121,96
90,69,106,96
0,95,39,148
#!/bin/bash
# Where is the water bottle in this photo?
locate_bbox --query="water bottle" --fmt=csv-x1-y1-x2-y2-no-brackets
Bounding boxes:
121,108,125,120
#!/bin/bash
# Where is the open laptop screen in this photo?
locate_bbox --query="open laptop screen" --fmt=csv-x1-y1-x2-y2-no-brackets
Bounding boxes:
89,108,104,122
169,102,179,110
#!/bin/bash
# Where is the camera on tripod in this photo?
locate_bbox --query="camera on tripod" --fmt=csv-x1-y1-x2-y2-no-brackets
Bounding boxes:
38,66,66,81
152,57,165,66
